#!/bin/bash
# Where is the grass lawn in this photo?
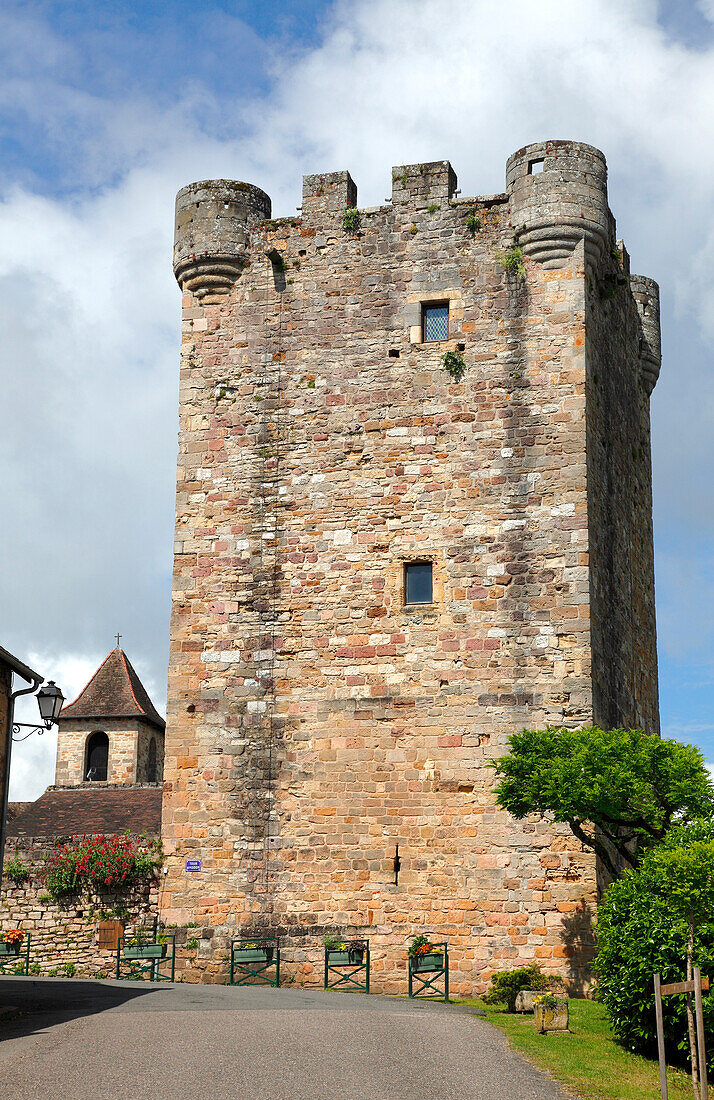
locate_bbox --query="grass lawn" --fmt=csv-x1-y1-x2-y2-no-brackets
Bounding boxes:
456,997,694,1099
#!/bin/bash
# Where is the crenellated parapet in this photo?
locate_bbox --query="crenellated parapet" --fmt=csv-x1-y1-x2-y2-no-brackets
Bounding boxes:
506,140,613,270
173,179,271,300
630,274,661,395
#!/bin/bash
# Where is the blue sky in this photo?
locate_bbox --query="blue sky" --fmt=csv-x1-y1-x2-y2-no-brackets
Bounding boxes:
3,0,714,796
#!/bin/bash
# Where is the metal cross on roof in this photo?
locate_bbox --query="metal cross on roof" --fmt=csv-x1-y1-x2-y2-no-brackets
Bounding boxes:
115,633,122,648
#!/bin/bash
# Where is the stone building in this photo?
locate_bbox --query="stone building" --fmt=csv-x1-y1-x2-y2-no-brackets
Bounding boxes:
2,647,165,975
8,646,165,840
160,140,661,993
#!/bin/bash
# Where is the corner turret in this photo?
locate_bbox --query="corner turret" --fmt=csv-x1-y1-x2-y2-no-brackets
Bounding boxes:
506,140,612,270
630,275,661,395
173,179,271,301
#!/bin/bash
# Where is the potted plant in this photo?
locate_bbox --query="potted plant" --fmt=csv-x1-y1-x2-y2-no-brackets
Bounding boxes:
324,936,365,965
408,935,444,972
233,939,274,964
533,992,569,1033
123,925,167,960
323,934,349,964
0,929,24,956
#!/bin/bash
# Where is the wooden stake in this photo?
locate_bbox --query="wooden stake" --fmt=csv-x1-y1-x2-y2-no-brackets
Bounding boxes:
694,965,708,1100
654,973,669,1100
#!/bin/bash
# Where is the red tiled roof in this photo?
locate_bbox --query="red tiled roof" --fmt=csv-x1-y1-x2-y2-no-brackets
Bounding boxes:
60,648,165,732
6,802,33,824
6,786,163,838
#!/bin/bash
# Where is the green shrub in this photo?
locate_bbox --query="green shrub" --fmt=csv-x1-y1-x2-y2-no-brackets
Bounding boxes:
484,964,549,1012
497,246,526,278
596,822,714,1069
465,209,481,235
342,207,360,232
62,962,76,977
441,350,466,382
28,962,40,975
44,834,161,899
187,938,199,951
3,856,31,886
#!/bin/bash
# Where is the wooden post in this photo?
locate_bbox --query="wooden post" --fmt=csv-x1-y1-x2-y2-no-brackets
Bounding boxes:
694,966,708,1100
654,973,669,1100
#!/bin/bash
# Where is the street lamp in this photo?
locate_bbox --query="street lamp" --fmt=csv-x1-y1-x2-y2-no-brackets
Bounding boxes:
12,680,65,740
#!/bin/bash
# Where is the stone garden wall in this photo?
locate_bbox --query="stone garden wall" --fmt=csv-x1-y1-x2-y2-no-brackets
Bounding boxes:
1,837,162,977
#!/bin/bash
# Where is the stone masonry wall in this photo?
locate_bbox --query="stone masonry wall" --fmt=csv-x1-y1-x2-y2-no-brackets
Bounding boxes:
161,143,659,994
585,254,660,734
56,718,142,786
1,837,159,977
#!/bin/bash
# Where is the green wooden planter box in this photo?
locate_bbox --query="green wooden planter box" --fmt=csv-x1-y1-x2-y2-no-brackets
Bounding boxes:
412,951,444,973
0,941,21,957
233,947,273,964
124,943,167,960
327,949,364,966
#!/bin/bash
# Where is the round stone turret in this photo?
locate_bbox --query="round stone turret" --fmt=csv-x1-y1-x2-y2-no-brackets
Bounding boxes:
173,180,272,300
506,140,612,270
630,274,661,395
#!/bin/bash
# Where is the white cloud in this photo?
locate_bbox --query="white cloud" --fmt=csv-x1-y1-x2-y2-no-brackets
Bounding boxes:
4,0,714,796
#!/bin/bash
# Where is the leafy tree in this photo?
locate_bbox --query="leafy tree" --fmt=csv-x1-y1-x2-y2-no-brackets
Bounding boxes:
493,726,714,877
596,821,714,1085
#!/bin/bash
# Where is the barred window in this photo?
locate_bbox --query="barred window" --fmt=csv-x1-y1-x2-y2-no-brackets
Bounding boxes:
422,303,449,342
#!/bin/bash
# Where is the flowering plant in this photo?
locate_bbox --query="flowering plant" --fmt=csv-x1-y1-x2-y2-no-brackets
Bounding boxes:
408,935,439,958
1,929,25,946
45,834,161,899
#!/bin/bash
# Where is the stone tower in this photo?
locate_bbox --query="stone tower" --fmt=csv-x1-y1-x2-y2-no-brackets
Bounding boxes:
56,647,165,787
161,140,660,993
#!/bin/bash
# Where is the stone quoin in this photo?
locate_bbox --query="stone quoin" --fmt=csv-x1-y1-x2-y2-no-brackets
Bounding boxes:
160,140,661,994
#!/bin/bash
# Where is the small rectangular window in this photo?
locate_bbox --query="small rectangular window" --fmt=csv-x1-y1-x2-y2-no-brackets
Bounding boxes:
528,159,544,175
404,562,433,605
422,303,449,342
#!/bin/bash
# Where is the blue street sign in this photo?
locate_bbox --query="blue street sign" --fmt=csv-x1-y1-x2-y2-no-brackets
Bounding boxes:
186,860,201,872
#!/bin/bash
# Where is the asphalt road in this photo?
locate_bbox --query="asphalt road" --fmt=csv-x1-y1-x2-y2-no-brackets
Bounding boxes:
0,978,571,1099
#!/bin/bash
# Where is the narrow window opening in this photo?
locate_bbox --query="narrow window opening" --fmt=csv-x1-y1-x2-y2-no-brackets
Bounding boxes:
422,303,449,343
404,561,433,605
85,731,109,782
528,159,545,175
147,737,157,784
393,845,401,886
388,349,400,358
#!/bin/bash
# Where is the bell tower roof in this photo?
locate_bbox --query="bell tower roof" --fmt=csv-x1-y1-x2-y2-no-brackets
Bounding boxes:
60,648,165,732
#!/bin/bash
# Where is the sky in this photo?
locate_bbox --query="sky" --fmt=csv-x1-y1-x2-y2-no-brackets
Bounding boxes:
3,0,714,798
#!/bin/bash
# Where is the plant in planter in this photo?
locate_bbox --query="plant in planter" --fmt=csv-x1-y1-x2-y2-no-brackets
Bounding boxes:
324,935,365,965
408,935,444,972
234,939,274,964
533,992,569,1033
346,938,366,965
123,925,167,959
0,928,25,956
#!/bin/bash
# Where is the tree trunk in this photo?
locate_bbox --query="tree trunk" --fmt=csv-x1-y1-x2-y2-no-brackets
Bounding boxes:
688,917,701,1100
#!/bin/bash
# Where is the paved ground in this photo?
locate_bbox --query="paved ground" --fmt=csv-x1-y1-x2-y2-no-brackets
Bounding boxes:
0,978,572,1099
